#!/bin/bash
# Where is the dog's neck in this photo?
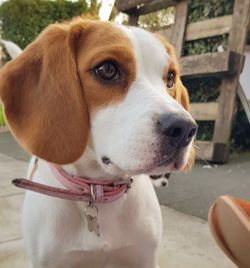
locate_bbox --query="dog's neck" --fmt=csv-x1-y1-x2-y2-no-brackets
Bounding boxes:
62,145,127,181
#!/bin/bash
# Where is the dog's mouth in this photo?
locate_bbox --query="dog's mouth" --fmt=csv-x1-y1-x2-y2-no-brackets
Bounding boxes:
153,152,177,168
134,145,189,175
100,147,187,176
137,154,180,175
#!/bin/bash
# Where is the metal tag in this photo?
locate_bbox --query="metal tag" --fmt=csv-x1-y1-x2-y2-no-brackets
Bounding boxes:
86,215,100,236
84,204,100,236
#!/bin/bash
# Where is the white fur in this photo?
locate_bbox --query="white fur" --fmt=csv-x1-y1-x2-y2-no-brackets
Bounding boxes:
22,25,194,268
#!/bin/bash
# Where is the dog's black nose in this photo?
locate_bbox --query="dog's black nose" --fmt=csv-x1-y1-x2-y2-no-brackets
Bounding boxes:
161,181,168,187
157,113,197,147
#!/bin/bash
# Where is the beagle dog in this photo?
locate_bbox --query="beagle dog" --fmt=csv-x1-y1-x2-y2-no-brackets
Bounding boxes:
0,19,196,268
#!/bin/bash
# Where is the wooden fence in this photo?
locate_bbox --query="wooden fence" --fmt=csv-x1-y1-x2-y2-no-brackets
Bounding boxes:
115,0,250,162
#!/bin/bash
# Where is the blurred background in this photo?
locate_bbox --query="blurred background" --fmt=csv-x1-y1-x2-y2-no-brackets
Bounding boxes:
0,1,249,267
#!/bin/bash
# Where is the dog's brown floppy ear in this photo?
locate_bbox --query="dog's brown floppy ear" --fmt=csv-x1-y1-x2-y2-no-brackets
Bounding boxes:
0,23,89,164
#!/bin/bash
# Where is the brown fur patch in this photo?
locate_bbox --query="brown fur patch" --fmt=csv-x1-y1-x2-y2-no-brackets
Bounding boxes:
73,20,136,116
0,19,136,164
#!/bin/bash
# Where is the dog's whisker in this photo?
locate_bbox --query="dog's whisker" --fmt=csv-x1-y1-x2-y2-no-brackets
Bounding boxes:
194,144,199,150
195,148,212,167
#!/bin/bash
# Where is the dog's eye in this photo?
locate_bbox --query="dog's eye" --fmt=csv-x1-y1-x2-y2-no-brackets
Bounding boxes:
166,71,175,88
149,175,162,180
94,61,120,81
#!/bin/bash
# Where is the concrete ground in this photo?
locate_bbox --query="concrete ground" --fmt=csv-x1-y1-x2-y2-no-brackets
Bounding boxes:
0,132,30,162
1,132,249,267
157,153,250,219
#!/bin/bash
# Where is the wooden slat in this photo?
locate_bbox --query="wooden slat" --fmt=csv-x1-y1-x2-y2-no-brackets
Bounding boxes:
132,0,177,15
185,15,232,41
180,51,242,78
115,0,151,12
116,0,176,13
157,13,233,44
195,141,214,161
190,102,218,121
171,1,188,58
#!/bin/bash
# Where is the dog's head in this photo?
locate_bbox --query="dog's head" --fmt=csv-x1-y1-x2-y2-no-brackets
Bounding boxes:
0,19,196,176
150,174,170,188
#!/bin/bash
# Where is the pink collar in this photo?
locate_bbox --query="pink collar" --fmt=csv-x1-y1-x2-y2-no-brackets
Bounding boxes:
12,164,133,204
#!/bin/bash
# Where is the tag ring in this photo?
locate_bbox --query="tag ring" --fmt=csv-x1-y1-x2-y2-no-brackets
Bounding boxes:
90,184,95,207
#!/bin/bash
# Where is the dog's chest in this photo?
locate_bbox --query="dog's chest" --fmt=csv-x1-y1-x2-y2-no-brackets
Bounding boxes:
23,163,162,267
27,167,161,249
57,184,159,252
46,197,159,268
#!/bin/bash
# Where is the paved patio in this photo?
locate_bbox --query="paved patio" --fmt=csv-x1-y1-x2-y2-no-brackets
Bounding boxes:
0,151,235,267
157,152,250,219
0,153,28,268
